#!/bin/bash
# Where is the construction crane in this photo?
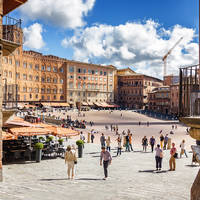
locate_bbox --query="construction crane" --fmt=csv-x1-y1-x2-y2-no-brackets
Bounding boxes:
162,37,183,77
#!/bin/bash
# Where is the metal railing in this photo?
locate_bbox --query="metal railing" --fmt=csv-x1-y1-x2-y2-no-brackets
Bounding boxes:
2,15,22,45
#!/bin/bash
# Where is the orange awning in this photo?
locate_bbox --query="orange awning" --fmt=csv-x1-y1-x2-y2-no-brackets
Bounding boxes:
5,116,36,127
47,126,79,137
59,103,70,107
10,127,51,136
2,131,17,140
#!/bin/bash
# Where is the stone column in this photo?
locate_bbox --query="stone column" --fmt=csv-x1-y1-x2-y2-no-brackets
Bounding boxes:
0,0,3,182
191,169,200,200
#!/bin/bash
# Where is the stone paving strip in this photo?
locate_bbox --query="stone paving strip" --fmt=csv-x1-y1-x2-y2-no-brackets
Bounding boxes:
0,141,199,200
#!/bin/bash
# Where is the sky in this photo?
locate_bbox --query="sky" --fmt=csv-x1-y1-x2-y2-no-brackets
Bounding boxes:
10,0,199,79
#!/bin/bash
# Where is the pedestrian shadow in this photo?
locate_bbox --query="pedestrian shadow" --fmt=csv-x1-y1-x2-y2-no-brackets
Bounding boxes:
92,155,100,158
39,178,68,181
76,178,103,181
132,150,143,153
185,164,200,168
86,152,100,155
138,170,168,174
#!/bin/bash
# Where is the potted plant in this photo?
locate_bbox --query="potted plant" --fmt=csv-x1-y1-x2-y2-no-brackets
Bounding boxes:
35,142,44,162
48,136,54,141
76,140,84,158
39,136,45,142
58,138,64,145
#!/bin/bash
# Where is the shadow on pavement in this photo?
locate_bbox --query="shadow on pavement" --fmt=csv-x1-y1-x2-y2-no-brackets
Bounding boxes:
39,178,68,181
138,170,168,173
185,164,200,167
76,178,103,181
86,152,100,155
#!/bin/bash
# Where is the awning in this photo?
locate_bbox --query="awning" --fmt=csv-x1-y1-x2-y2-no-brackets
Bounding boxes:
87,102,94,106
46,126,79,137
18,103,25,108
108,103,120,108
94,102,102,107
5,116,37,127
2,131,17,140
42,103,51,107
10,127,52,136
24,105,36,109
81,102,88,106
59,103,70,107
42,102,70,107
100,102,110,107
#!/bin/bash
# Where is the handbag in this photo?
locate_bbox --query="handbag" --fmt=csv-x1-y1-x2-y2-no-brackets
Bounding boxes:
173,153,178,158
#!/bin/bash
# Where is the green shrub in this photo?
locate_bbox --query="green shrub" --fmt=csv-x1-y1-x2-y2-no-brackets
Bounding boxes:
58,138,64,144
39,137,45,141
35,142,44,149
48,136,54,141
76,140,84,146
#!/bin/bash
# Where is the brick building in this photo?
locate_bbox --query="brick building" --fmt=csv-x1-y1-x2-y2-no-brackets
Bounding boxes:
66,61,116,108
2,47,116,108
116,68,163,109
148,86,170,114
0,0,27,181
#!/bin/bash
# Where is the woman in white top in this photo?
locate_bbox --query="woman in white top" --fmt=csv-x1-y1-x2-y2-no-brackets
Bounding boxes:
65,145,77,179
106,136,111,152
155,144,163,171
116,136,122,156
180,140,188,158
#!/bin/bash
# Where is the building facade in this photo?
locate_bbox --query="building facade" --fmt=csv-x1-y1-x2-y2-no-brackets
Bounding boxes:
116,68,163,109
148,86,170,114
170,84,179,116
2,48,116,108
66,61,115,108
0,0,27,182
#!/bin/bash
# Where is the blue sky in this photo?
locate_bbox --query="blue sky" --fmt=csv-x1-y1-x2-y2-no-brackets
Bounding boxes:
11,0,199,78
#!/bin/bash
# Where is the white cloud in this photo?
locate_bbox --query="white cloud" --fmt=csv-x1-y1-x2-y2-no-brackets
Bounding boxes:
20,0,96,29
23,23,45,49
62,20,198,79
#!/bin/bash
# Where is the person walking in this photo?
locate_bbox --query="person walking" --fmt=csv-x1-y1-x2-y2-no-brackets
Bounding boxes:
80,131,85,148
169,143,177,171
125,134,130,152
100,146,112,180
180,140,188,158
142,136,148,152
129,133,133,151
155,144,163,170
91,133,95,143
160,134,164,149
106,136,111,152
116,135,122,156
100,133,106,147
65,145,77,180
149,136,155,152
163,134,169,150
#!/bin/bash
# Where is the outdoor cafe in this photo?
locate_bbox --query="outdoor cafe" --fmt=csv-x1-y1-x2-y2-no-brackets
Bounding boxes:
2,123,79,163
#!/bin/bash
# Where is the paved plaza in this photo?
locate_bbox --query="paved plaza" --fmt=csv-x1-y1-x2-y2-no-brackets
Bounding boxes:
0,110,199,200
